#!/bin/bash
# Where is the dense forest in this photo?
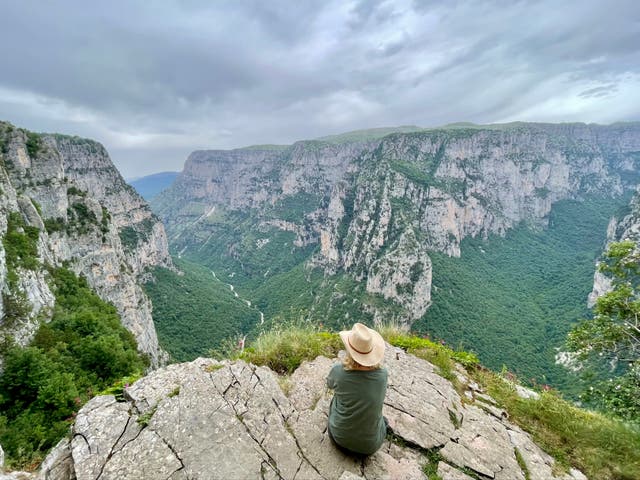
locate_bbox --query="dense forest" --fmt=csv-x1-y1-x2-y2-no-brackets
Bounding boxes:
144,259,262,362
413,196,629,393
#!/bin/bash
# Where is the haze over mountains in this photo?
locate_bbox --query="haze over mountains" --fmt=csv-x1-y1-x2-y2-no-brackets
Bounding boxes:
128,172,179,200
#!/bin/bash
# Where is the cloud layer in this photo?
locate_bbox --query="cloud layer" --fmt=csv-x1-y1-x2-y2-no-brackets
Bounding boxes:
0,0,638,177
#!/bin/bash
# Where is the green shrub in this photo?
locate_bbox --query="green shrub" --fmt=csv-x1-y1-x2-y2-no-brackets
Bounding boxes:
100,207,110,236
66,186,86,197
379,324,479,380
25,132,41,158
3,212,40,276
65,201,99,234
119,226,139,249
44,217,66,234
1,292,31,328
98,373,142,402
31,199,42,216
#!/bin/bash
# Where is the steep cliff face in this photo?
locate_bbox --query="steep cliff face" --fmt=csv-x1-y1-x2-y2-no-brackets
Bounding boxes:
153,123,640,324
0,122,172,366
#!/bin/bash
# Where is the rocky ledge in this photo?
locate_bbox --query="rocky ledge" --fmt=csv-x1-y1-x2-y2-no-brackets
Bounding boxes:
22,347,586,480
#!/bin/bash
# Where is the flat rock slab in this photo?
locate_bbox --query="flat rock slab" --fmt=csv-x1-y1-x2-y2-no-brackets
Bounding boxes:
35,351,588,480
437,462,475,480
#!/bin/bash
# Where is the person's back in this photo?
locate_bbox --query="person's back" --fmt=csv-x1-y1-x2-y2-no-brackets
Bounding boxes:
326,323,388,455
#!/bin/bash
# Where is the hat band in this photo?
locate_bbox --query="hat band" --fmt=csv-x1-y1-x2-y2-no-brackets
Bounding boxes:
348,337,373,355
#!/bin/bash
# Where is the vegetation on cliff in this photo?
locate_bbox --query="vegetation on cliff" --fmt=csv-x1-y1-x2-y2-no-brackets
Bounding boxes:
0,268,146,469
413,196,627,395
149,196,627,396
567,240,640,423
144,258,260,361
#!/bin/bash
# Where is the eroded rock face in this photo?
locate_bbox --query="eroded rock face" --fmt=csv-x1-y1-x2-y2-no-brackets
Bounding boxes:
37,347,587,480
154,123,640,324
0,122,172,366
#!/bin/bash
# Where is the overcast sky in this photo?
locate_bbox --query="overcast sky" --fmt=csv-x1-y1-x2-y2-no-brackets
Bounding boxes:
0,0,639,178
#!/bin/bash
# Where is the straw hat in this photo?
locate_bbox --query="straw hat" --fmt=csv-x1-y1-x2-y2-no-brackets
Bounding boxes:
339,323,385,367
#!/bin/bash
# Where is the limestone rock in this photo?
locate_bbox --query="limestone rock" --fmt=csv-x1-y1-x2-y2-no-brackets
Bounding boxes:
288,355,334,411
382,346,461,449
441,404,525,480
35,348,587,479
154,122,640,325
588,189,640,307
337,472,365,480
514,384,541,400
0,122,172,366
36,438,74,480
0,472,34,480
436,462,474,480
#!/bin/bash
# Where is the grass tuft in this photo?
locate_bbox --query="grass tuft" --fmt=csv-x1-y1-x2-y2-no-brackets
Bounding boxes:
421,448,444,480
137,405,157,428
205,363,225,372
236,321,342,374
99,373,143,402
471,368,640,480
515,447,531,480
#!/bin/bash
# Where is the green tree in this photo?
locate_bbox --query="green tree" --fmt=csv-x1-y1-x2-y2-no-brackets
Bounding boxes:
567,240,640,422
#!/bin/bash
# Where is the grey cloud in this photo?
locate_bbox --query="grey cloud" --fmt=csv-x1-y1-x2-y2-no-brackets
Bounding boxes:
0,0,638,177
579,85,619,99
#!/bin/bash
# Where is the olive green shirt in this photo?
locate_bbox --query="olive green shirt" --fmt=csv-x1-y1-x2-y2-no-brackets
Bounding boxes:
326,363,388,455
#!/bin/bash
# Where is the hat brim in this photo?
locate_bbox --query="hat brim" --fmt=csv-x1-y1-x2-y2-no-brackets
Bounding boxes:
339,326,385,367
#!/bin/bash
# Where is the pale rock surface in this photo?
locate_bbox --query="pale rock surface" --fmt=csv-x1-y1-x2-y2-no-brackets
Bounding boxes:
514,384,541,400
0,473,34,480
440,405,525,480
34,439,73,480
0,123,172,366
436,462,474,480
36,347,587,480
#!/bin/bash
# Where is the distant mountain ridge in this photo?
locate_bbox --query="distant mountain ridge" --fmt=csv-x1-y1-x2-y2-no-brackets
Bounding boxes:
129,171,179,200
153,121,640,321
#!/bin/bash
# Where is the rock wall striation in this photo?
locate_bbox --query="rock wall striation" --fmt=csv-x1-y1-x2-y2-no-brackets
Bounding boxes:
0,122,172,366
154,123,640,322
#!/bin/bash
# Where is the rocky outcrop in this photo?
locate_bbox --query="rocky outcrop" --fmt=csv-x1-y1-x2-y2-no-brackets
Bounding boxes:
153,122,640,323
0,122,172,366
588,188,640,306
36,347,587,480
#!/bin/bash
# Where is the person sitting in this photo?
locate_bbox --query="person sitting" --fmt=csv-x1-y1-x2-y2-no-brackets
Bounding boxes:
326,322,388,455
